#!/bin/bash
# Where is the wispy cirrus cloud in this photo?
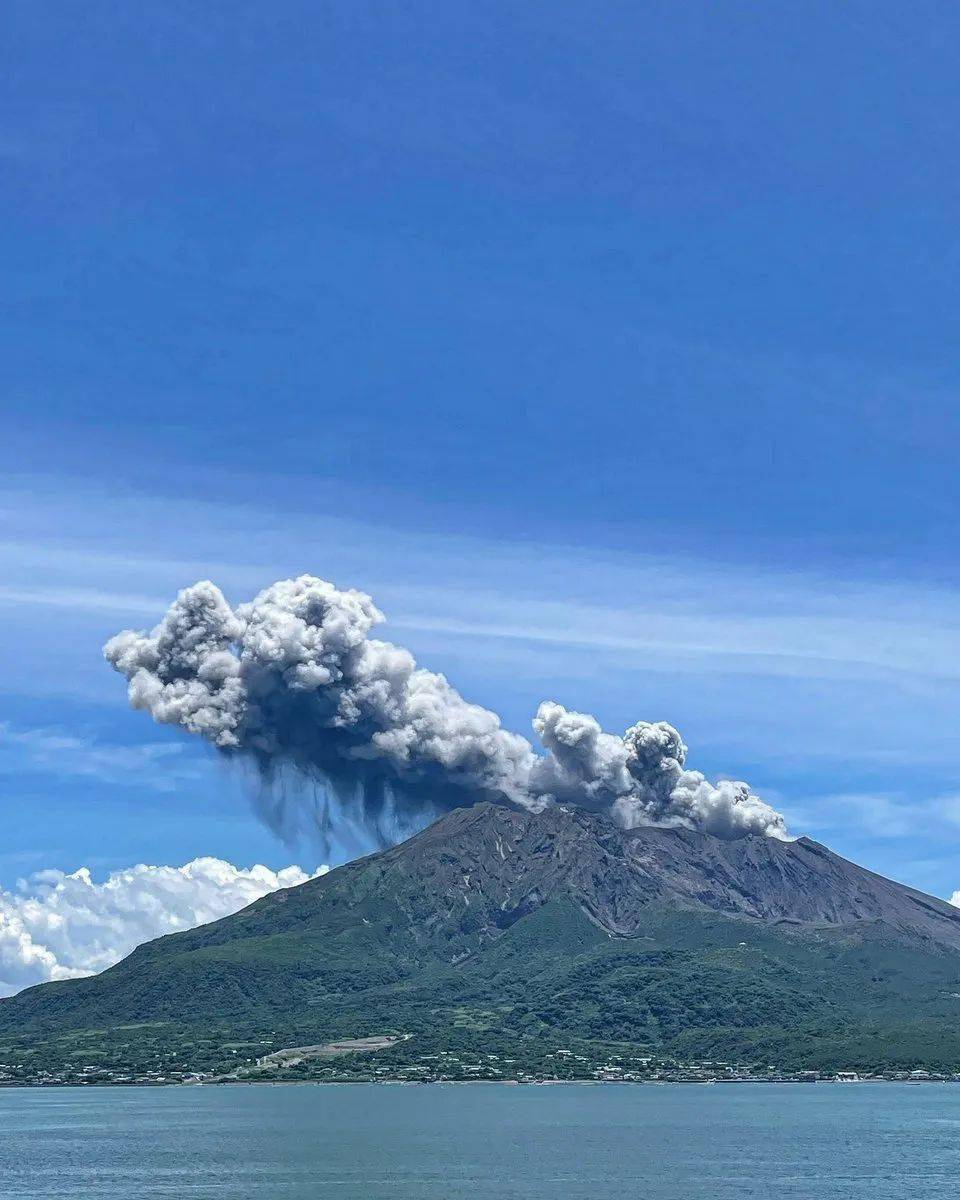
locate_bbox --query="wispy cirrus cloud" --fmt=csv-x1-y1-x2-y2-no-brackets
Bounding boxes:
0,584,163,616
0,722,201,791
798,791,960,839
6,484,960,687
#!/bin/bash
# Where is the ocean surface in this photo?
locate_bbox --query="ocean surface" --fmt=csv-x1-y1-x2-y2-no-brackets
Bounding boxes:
2,1082,959,1198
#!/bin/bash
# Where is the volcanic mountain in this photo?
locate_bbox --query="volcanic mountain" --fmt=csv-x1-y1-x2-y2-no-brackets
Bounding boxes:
4,803,960,1074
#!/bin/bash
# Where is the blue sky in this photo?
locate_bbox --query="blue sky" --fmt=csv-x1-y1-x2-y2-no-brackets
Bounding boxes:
3,3,960,900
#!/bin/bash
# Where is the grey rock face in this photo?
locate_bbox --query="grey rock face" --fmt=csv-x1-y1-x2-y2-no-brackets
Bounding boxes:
244,802,960,955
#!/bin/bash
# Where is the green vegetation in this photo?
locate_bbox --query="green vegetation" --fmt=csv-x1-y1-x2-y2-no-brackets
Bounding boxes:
3,897,960,1084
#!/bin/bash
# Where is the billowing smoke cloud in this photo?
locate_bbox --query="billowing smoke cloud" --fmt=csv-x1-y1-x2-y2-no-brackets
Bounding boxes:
105,575,786,844
528,702,782,840
0,857,325,997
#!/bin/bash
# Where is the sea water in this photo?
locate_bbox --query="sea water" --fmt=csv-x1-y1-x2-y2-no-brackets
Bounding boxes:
2,1082,958,1198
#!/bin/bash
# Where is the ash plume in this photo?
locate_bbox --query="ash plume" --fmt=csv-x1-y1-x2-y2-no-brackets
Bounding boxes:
104,575,786,845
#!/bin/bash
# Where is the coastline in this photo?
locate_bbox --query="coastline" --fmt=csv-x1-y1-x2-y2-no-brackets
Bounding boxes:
2,1075,956,1089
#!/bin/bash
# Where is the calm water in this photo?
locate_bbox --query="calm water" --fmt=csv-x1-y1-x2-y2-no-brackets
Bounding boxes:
2,1083,959,1198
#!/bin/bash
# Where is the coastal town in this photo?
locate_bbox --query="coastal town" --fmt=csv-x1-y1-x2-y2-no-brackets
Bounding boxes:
1,1043,957,1088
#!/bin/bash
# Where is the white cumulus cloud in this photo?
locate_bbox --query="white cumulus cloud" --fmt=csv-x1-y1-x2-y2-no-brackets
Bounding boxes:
0,857,326,998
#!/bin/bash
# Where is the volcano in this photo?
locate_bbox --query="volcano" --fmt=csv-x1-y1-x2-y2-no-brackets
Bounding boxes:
4,803,960,1077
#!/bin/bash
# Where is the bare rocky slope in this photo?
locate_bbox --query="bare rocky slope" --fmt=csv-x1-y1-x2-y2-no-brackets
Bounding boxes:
350,802,960,949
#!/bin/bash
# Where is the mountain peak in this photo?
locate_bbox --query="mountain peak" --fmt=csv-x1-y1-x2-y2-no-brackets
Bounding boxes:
373,801,960,949
4,800,960,1077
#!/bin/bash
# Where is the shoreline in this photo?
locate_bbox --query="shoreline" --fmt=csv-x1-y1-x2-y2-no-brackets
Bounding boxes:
2,1076,957,1089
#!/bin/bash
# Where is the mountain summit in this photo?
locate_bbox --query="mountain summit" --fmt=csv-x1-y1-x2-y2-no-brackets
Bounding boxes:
4,803,960,1077
341,802,960,949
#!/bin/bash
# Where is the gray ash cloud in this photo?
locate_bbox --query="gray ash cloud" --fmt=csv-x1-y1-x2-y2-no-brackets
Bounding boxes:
104,575,786,845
